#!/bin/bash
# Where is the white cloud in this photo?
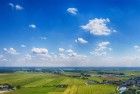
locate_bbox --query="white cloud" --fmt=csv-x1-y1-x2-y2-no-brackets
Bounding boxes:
0,55,7,62
90,41,112,56
2,47,140,67
0,47,85,66
15,4,23,10
31,48,48,54
67,8,78,15
81,18,114,36
98,41,110,47
66,49,76,56
29,24,36,29
59,53,66,58
3,48,18,55
9,3,23,10
1,59,8,62
21,44,26,48
25,54,32,60
59,48,65,52
66,49,74,53
9,3,14,8
65,49,78,57
58,48,85,58
68,52,77,57
58,48,84,59
0,55,3,59
75,37,88,44
0,55,8,62
134,45,140,51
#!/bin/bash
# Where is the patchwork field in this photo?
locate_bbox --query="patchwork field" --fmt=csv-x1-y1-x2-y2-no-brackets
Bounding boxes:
0,73,118,94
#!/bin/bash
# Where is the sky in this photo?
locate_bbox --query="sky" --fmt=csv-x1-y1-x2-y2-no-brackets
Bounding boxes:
0,0,140,67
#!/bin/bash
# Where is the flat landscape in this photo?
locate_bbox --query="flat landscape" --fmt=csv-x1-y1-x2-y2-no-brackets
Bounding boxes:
0,67,139,94
1,0,140,94
0,73,118,94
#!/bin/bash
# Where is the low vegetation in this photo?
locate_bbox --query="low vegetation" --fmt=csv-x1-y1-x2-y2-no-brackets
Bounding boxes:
0,73,118,94
0,68,139,94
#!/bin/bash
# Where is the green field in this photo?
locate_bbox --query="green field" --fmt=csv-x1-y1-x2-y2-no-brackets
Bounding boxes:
0,73,118,94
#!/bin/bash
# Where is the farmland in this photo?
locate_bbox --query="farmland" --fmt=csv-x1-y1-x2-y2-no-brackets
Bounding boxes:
0,67,139,94
0,72,118,94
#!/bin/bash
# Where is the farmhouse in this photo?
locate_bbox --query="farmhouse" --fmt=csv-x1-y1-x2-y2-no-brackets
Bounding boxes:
102,80,122,85
0,84,14,91
80,73,91,77
121,77,140,87
119,87,127,94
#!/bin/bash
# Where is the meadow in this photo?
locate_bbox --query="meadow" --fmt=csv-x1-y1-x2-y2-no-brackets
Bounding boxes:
0,72,118,94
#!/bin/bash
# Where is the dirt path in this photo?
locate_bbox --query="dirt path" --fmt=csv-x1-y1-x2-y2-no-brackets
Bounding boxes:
0,91,9,93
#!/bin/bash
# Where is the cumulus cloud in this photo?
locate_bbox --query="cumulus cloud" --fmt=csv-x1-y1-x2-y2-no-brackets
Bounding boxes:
9,3,23,10
0,55,8,62
31,48,48,54
9,3,14,8
1,46,140,67
75,37,88,44
21,44,26,48
66,49,78,57
29,24,36,29
3,48,18,55
90,41,112,56
58,48,86,58
134,45,140,51
25,54,32,60
26,48,86,66
59,48,65,52
1,58,8,62
15,4,24,10
67,8,78,15
81,18,114,36
66,49,73,53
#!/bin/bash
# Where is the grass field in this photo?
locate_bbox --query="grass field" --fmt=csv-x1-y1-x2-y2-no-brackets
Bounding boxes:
0,73,118,94
63,85,118,94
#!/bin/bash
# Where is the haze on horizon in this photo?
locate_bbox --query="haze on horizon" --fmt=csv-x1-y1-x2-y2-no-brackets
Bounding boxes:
0,0,140,67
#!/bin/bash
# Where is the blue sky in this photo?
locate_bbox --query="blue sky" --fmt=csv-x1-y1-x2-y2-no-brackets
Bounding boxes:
0,0,140,67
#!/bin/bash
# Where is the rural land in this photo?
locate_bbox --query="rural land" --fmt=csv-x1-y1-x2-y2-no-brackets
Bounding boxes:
0,0,140,94
0,67,139,94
